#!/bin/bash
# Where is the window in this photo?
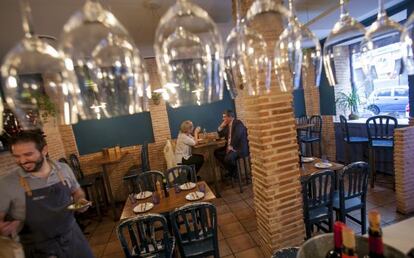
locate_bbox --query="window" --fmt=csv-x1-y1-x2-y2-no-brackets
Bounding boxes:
377,89,391,97
394,88,408,97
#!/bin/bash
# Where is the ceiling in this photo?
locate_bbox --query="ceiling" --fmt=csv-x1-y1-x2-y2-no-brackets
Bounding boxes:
0,0,407,60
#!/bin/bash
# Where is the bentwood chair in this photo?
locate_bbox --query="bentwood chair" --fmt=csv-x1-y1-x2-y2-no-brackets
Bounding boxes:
166,165,196,186
339,115,368,164
117,213,175,258
366,116,397,188
301,170,335,239
333,162,369,234
170,202,219,258
300,115,322,157
123,142,151,189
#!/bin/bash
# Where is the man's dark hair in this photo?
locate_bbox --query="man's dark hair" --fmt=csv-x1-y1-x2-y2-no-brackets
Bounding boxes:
9,130,47,152
223,110,235,118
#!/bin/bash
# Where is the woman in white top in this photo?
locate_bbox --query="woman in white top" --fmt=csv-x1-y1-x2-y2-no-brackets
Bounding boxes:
175,120,204,175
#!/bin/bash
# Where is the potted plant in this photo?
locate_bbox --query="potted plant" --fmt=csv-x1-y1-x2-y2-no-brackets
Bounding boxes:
336,88,360,120
151,92,162,105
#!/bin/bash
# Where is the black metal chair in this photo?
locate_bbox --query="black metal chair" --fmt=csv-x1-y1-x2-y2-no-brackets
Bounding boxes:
166,165,196,186
123,142,151,191
339,115,368,164
300,115,322,157
117,213,175,258
69,154,105,221
333,161,369,234
170,202,219,258
233,156,251,193
301,170,335,239
296,115,309,137
136,171,167,193
366,115,397,188
271,247,299,258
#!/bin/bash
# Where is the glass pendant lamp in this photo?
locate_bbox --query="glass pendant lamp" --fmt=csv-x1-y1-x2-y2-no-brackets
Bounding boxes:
401,10,414,75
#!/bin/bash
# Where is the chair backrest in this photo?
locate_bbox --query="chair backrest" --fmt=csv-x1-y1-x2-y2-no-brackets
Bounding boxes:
296,116,308,125
309,115,322,135
366,115,398,142
166,165,195,185
69,154,84,180
141,142,150,172
170,202,219,257
117,213,174,258
136,171,166,192
338,162,369,203
301,170,335,218
339,115,350,142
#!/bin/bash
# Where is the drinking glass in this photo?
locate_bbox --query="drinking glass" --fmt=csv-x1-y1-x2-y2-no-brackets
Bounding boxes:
360,0,404,81
154,0,224,108
198,183,206,193
401,10,414,74
174,183,181,193
1,0,85,130
59,0,150,120
323,0,366,86
152,192,160,205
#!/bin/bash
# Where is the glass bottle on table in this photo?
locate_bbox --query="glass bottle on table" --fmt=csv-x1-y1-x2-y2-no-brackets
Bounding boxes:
326,221,345,258
368,210,385,258
342,227,358,258
162,177,169,198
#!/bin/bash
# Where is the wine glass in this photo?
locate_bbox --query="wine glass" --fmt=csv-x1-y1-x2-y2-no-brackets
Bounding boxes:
401,11,414,75
360,0,404,81
323,0,366,86
154,0,224,108
59,0,150,120
224,0,271,97
1,0,85,130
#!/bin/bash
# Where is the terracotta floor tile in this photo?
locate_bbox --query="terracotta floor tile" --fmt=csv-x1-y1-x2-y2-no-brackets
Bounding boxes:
218,228,224,240
109,230,119,242
211,198,226,206
219,239,232,257
219,212,238,226
223,193,243,204
88,231,111,246
103,240,123,256
234,207,255,220
226,233,256,253
222,255,235,258
94,221,116,234
220,222,246,238
101,251,124,258
249,231,262,246
217,204,231,215
234,247,264,258
240,218,257,232
228,200,249,212
90,243,106,258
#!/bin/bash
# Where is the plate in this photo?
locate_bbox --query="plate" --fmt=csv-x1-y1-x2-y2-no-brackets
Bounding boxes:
67,201,92,211
135,191,152,200
314,162,333,169
301,157,315,163
179,182,196,191
185,191,205,201
133,202,154,213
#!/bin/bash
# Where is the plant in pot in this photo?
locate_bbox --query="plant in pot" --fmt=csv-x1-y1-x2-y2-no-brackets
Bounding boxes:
336,88,360,120
151,91,162,105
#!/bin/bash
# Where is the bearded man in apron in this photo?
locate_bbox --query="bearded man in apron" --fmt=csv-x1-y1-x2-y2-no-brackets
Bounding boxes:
0,130,94,258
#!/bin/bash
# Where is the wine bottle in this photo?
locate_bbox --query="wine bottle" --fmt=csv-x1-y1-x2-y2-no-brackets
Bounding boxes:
368,210,385,258
325,221,345,258
162,177,169,198
342,227,358,258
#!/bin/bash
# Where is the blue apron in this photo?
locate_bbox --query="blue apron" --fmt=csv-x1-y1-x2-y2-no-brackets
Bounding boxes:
18,165,94,258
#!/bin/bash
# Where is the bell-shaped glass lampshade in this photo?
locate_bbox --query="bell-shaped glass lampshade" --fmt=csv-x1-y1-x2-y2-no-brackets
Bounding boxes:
154,0,224,108
59,0,150,119
323,0,365,86
401,11,414,75
1,1,84,130
360,0,403,81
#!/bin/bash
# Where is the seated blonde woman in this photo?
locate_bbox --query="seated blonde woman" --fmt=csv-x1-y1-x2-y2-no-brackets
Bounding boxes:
175,120,204,175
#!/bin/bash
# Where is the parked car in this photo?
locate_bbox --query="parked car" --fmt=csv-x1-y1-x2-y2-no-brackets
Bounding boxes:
366,85,409,115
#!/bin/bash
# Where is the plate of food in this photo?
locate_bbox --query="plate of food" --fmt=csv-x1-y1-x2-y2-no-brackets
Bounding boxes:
135,191,152,200
301,157,315,163
185,191,205,201
314,162,333,169
67,200,92,211
133,202,154,213
179,182,196,191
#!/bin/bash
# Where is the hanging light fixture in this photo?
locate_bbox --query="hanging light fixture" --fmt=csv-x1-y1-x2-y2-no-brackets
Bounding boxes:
401,11,414,75
59,0,150,120
154,0,224,108
224,0,271,97
1,0,85,130
323,0,365,86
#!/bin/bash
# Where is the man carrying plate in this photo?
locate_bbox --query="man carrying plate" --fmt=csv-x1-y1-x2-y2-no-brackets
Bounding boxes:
0,130,93,258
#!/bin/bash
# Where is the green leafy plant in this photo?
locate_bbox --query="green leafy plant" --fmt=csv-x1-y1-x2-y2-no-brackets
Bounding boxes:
31,92,58,121
336,88,360,120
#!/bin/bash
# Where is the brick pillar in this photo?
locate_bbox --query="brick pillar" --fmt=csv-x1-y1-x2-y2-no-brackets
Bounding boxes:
394,126,414,214
233,1,305,256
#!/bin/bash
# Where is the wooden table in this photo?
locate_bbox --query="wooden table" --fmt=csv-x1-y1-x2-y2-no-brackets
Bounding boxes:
91,152,128,220
193,140,226,197
300,158,345,189
120,181,216,220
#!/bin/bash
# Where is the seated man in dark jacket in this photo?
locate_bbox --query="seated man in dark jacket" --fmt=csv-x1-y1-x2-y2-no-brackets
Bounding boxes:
214,110,249,177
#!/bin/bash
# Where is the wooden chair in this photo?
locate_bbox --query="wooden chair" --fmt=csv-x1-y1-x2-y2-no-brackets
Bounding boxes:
170,202,219,258
117,213,175,258
339,115,368,164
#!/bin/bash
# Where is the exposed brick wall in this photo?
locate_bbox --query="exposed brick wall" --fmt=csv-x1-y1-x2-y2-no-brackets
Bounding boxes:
394,126,414,214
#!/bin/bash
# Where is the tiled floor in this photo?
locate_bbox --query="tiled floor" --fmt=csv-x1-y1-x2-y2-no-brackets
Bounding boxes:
84,176,413,258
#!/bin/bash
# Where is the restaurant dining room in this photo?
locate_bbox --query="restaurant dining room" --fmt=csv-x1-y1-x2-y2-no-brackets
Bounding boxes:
0,0,414,257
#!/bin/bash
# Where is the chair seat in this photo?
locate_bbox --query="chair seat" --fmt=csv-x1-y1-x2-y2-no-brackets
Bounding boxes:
333,192,363,210
300,136,320,143
182,238,214,257
78,177,95,188
345,137,368,143
308,206,329,221
371,139,394,148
